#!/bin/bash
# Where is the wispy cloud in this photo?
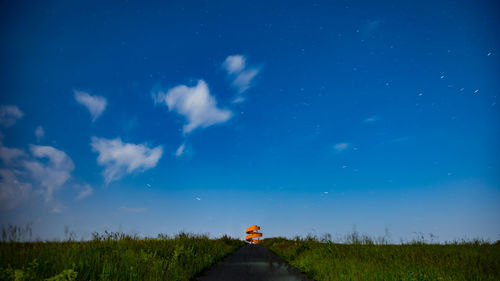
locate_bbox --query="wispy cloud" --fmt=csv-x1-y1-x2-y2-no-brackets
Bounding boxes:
359,19,383,39
0,168,31,210
74,90,107,122
50,204,65,213
0,145,26,165
232,68,259,94
91,137,163,183
153,80,232,133
0,105,24,127
175,143,185,157
35,126,45,142
364,115,381,123
118,206,146,213
333,142,350,152
222,55,261,101
232,96,245,104
388,136,415,143
75,184,93,200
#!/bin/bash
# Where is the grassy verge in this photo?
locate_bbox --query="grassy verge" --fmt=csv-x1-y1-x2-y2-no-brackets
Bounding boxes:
0,232,244,281
261,236,500,281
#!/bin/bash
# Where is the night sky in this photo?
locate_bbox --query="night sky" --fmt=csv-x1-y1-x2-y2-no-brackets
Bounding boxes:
1,0,499,242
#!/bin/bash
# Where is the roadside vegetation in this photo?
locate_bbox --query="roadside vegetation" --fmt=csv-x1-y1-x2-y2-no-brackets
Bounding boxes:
261,232,500,281
0,225,244,281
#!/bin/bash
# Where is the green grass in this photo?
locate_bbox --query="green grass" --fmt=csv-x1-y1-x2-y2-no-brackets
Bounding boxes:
0,231,244,281
261,236,500,281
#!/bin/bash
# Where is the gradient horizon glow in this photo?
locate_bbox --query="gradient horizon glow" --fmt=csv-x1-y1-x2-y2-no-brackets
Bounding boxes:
1,0,499,242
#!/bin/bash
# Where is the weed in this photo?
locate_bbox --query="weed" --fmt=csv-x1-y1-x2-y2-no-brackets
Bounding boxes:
261,234,500,281
0,230,244,281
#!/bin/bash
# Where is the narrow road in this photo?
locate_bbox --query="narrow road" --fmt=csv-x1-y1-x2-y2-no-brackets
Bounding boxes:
198,244,313,281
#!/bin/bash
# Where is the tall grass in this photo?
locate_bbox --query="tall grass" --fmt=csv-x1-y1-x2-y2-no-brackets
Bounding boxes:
0,228,244,281
261,233,500,281
1,223,33,242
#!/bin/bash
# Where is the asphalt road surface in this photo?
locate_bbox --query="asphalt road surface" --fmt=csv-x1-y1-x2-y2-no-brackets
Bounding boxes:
198,244,313,281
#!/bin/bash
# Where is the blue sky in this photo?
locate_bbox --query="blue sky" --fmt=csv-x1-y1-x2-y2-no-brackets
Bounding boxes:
0,0,499,242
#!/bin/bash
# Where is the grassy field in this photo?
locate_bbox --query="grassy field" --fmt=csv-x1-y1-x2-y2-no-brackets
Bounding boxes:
0,231,244,281
3,227,499,281
261,235,500,281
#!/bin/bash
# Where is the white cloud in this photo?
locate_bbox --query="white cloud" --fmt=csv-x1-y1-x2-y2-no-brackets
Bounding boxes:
175,143,185,157
153,80,232,133
74,90,107,122
364,115,380,123
75,184,93,200
222,55,246,74
35,126,45,142
232,68,259,94
0,169,31,210
90,137,163,183
333,142,350,152
0,141,80,210
0,105,24,127
22,145,75,202
222,55,260,95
